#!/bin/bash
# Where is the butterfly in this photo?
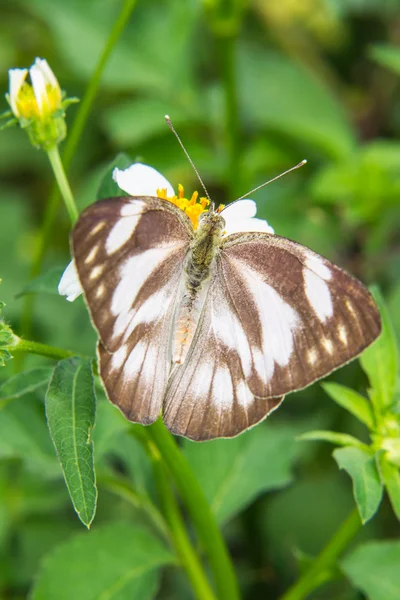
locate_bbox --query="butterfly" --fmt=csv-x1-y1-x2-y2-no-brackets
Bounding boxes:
60,162,381,441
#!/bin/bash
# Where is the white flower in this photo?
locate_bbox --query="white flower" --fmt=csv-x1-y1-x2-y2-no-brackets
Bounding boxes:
58,261,82,302
7,58,62,120
112,163,175,197
221,199,274,235
58,164,274,302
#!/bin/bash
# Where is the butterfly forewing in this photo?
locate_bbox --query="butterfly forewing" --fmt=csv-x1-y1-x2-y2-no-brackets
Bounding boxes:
72,196,193,424
217,232,381,397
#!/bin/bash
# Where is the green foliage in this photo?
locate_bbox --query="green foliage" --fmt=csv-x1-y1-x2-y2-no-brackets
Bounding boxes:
45,357,97,527
31,521,176,600
360,288,398,414
1,0,400,598
341,540,400,600
16,266,65,298
303,289,400,527
184,423,297,524
333,447,383,524
369,44,400,75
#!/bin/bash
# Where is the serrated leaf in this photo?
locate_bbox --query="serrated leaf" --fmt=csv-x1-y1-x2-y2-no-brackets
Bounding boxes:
45,357,97,527
0,368,53,404
333,447,383,523
322,382,374,429
183,423,298,524
15,266,65,298
376,452,400,520
369,44,400,76
96,153,133,200
360,288,398,414
31,521,176,600
341,540,400,600
298,430,366,448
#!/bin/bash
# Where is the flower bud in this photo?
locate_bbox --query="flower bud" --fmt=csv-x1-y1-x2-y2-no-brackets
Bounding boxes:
4,58,78,150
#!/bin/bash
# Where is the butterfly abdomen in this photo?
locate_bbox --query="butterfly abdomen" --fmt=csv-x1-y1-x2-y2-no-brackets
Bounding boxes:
172,213,224,365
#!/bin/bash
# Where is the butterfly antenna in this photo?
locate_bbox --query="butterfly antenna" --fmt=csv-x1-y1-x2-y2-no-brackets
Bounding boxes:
236,160,307,201
165,115,213,208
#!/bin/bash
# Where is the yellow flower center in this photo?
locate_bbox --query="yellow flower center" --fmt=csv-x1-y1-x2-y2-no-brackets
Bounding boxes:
157,184,210,229
15,83,40,119
15,82,61,120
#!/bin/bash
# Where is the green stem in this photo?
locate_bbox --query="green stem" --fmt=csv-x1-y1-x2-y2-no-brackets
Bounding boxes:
97,472,169,541
148,442,217,600
12,337,92,363
217,31,240,202
21,0,138,335
46,145,79,225
147,419,240,600
279,509,362,600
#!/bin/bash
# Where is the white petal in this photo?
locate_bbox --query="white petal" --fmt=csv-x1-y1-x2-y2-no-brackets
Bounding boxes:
221,199,257,220
58,260,83,302
29,63,49,115
8,69,28,117
34,58,58,88
113,163,175,197
224,217,274,235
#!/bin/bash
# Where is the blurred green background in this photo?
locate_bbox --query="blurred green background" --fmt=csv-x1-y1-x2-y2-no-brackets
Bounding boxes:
1,0,400,598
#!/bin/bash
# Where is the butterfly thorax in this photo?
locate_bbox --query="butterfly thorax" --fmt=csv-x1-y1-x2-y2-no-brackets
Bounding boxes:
172,211,225,365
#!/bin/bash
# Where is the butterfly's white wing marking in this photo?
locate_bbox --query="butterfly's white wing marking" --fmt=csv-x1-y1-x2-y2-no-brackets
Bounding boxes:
72,196,193,424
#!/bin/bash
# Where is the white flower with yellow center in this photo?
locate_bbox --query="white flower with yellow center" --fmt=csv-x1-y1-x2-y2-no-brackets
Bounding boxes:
4,58,77,149
58,163,274,301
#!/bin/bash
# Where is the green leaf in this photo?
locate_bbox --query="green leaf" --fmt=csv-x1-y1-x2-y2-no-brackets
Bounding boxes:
298,430,366,448
0,367,53,404
333,446,383,523
183,423,298,524
45,357,97,527
322,382,374,429
369,44,400,76
31,521,176,600
376,452,400,520
341,540,400,600
238,45,355,159
15,266,65,298
360,287,398,414
96,153,133,200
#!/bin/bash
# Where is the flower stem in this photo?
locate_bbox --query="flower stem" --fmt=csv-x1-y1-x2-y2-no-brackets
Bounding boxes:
12,337,92,363
20,0,138,338
279,508,362,600
147,418,240,600
218,31,240,202
46,145,79,225
147,440,217,600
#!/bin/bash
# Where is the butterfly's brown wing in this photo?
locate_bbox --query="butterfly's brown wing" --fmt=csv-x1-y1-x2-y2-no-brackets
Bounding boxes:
163,232,380,441
72,196,193,424
218,232,381,397
163,274,284,441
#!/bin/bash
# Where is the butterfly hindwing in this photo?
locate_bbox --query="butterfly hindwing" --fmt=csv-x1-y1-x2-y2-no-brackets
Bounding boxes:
163,274,284,441
72,196,193,424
